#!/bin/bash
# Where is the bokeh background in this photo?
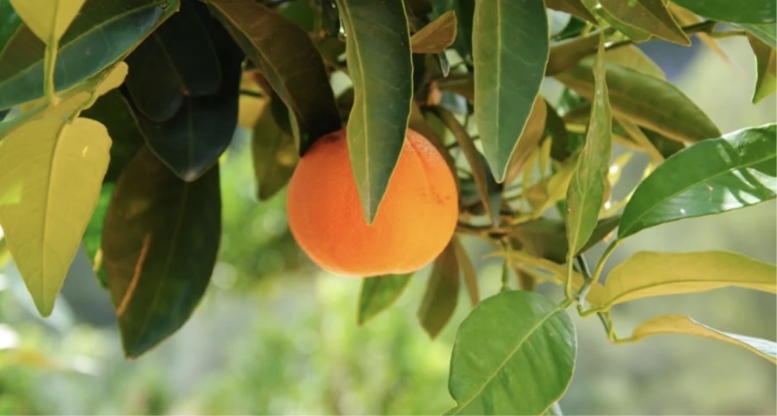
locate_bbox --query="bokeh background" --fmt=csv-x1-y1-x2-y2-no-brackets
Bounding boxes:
0,27,775,416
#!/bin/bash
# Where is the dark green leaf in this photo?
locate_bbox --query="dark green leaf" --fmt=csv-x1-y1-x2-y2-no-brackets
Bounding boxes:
332,0,413,223
417,241,459,339
642,128,685,159
505,95,547,185
546,0,597,24
619,124,776,239
320,0,340,37
357,273,413,325
547,100,573,161
133,16,243,181
0,109,7,122
581,0,651,42
411,10,457,54
671,0,776,24
125,0,221,121
83,183,114,289
0,0,173,110
80,90,145,183
474,0,549,182
555,60,720,143
599,0,690,45
209,0,341,155
252,93,299,201
102,146,221,358
566,36,611,258
0,1,22,54
448,291,575,415
747,33,777,104
511,216,620,264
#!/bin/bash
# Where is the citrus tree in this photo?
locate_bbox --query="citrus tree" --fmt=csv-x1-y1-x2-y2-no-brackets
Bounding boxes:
0,0,775,413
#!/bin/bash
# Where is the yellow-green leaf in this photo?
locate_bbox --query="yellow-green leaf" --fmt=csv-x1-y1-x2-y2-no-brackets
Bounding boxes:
504,95,547,185
747,33,777,104
0,117,111,316
452,236,479,307
593,251,777,311
411,10,457,54
624,314,776,364
566,35,612,260
599,0,690,45
9,0,86,44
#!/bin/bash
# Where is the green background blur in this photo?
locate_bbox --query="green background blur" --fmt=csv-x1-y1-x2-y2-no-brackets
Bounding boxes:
0,34,774,415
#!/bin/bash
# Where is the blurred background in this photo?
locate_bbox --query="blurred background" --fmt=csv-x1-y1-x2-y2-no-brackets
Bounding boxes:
0,29,774,416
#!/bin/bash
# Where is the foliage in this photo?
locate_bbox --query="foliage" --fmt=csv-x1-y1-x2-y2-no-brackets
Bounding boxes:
0,0,775,413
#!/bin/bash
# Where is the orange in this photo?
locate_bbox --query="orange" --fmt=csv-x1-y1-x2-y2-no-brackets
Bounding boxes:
286,127,458,277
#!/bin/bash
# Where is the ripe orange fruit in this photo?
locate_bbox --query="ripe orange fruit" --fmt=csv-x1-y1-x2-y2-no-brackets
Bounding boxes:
287,128,458,277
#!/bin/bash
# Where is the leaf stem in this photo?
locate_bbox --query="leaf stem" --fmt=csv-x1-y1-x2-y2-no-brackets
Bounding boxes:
240,89,264,98
43,42,59,105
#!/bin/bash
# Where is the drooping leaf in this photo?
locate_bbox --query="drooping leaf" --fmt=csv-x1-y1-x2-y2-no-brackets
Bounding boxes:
82,183,114,289
504,96,547,185
252,93,299,201
545,0,597,24
102,146,221,358
0,117,111,316
448,290,576,415
474,0,549,182
511,216,620,264
0,0,173,110
133,15,243,181
625,314,776,364
124,0,221,121
671,0,776,24
452,236,479,307
417,241,459,339
436,107,499,225
357,273,413,325
329,0,413,223
80,90,145,183
599,0,689,45
411,10,457,54
618,124,776,239
208,0,341,155
9,0,86,44
556,60,720,143
593,251,776,311
747,33,777,104
566,36,611,261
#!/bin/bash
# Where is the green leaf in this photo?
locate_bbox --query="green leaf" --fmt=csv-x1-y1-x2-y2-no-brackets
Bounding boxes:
599,0,690,45
547,101,573,162
593,251,776,311
252,93,299,201
556,60,720,143
452,236,479,307
0,1,23,53
512,216,620,264
448,290,576,415
618,124,776,239
430,0,474,61
102,146,221,358
418,241,459,339
739,23,776,49
624,314,776,364
504,96,548,185
357,273,412,325
474,0,549,182
83,183,114,289
0,0,173,110
581,0,651,42
566,36,611,261
133,15,243,182
125,0,221,121
604,45,665,79
546,31,601,77
9,0,86,44
671,0,776,24
80,90,145,184
436,107,499,225
411,10,457,54
208,0,341,155
0,117,111,316
331,0,413,223
546,0,597,24
747,33,777,104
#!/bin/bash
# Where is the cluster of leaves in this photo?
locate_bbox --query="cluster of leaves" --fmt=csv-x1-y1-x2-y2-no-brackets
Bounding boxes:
0,0,775,413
